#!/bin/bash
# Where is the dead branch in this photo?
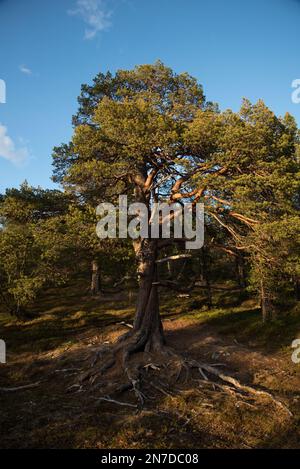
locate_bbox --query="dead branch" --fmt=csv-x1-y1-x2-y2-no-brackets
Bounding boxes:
118,321,134,329
209,212,241,241
0,381,41,392
156,254,192,264
96,396,138,408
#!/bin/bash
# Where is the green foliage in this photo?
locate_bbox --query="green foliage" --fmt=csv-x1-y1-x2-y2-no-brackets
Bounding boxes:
0,180,135,318
52,62,300,321
0,184,69,317
1,63,298,322
186,99,300,316
247,217,300,310
61,202,134,281
52,61,208,200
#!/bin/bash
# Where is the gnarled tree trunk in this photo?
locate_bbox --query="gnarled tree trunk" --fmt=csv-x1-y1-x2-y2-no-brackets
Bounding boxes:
130,238,165,353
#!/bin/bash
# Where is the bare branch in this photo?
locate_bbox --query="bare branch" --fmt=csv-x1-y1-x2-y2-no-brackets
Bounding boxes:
0,382,41,392
156,254,193,264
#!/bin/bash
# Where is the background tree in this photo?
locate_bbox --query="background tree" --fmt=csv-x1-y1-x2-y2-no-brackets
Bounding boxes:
0,183,69,317
186,99,300,320
62,203,134,296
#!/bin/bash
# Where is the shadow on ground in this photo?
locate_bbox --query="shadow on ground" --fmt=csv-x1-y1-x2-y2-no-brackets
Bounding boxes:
1,285,300,448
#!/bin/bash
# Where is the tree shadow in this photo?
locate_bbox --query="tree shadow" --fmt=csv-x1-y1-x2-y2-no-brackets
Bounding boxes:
1,286,299,449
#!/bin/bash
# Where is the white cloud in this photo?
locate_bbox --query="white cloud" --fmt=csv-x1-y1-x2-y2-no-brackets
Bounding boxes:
69,0,112,39
0,124,29,166
19,64,32,75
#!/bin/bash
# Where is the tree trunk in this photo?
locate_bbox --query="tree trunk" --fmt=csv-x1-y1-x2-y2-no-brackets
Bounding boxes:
199,256,204,283
260,279,274,322
295,279,300,301
90,259,101,295
260,279,268,322
235,254,247,288
201,248,212,307
132,239,165,352
167,260,172,278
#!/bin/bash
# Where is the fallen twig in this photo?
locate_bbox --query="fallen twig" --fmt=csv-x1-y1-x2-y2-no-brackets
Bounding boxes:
96,396,137,408
119,321,134,329
0,381,41,392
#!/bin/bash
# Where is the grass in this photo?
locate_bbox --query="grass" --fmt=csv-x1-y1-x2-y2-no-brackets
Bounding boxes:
0,280,135,354
1,278,300,355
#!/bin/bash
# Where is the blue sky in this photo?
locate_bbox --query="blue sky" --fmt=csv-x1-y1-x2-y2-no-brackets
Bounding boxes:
0,0,300,192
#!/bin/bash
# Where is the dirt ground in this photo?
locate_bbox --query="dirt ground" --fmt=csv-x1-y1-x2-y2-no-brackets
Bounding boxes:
0,288,300,449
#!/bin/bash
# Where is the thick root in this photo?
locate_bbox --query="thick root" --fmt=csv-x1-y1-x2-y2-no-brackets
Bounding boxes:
76,338,292,418
186,359,293,418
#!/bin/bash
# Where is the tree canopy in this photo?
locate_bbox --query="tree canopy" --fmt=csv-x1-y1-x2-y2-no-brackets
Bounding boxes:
53,62,300,323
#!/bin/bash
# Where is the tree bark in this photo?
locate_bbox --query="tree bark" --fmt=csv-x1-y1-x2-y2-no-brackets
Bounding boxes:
295,279,300,301
200,248,212,307
167,260,173,278
260,279,268,322
235,254,247,288
132,238,165,352
90,259,101,295
260,279,274,322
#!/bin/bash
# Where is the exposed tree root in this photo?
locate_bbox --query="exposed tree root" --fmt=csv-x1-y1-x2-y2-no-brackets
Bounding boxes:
74,336,292,419
185,359,293,417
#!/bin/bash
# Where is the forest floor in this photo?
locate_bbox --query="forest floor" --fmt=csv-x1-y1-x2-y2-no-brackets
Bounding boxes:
0,281,300,448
